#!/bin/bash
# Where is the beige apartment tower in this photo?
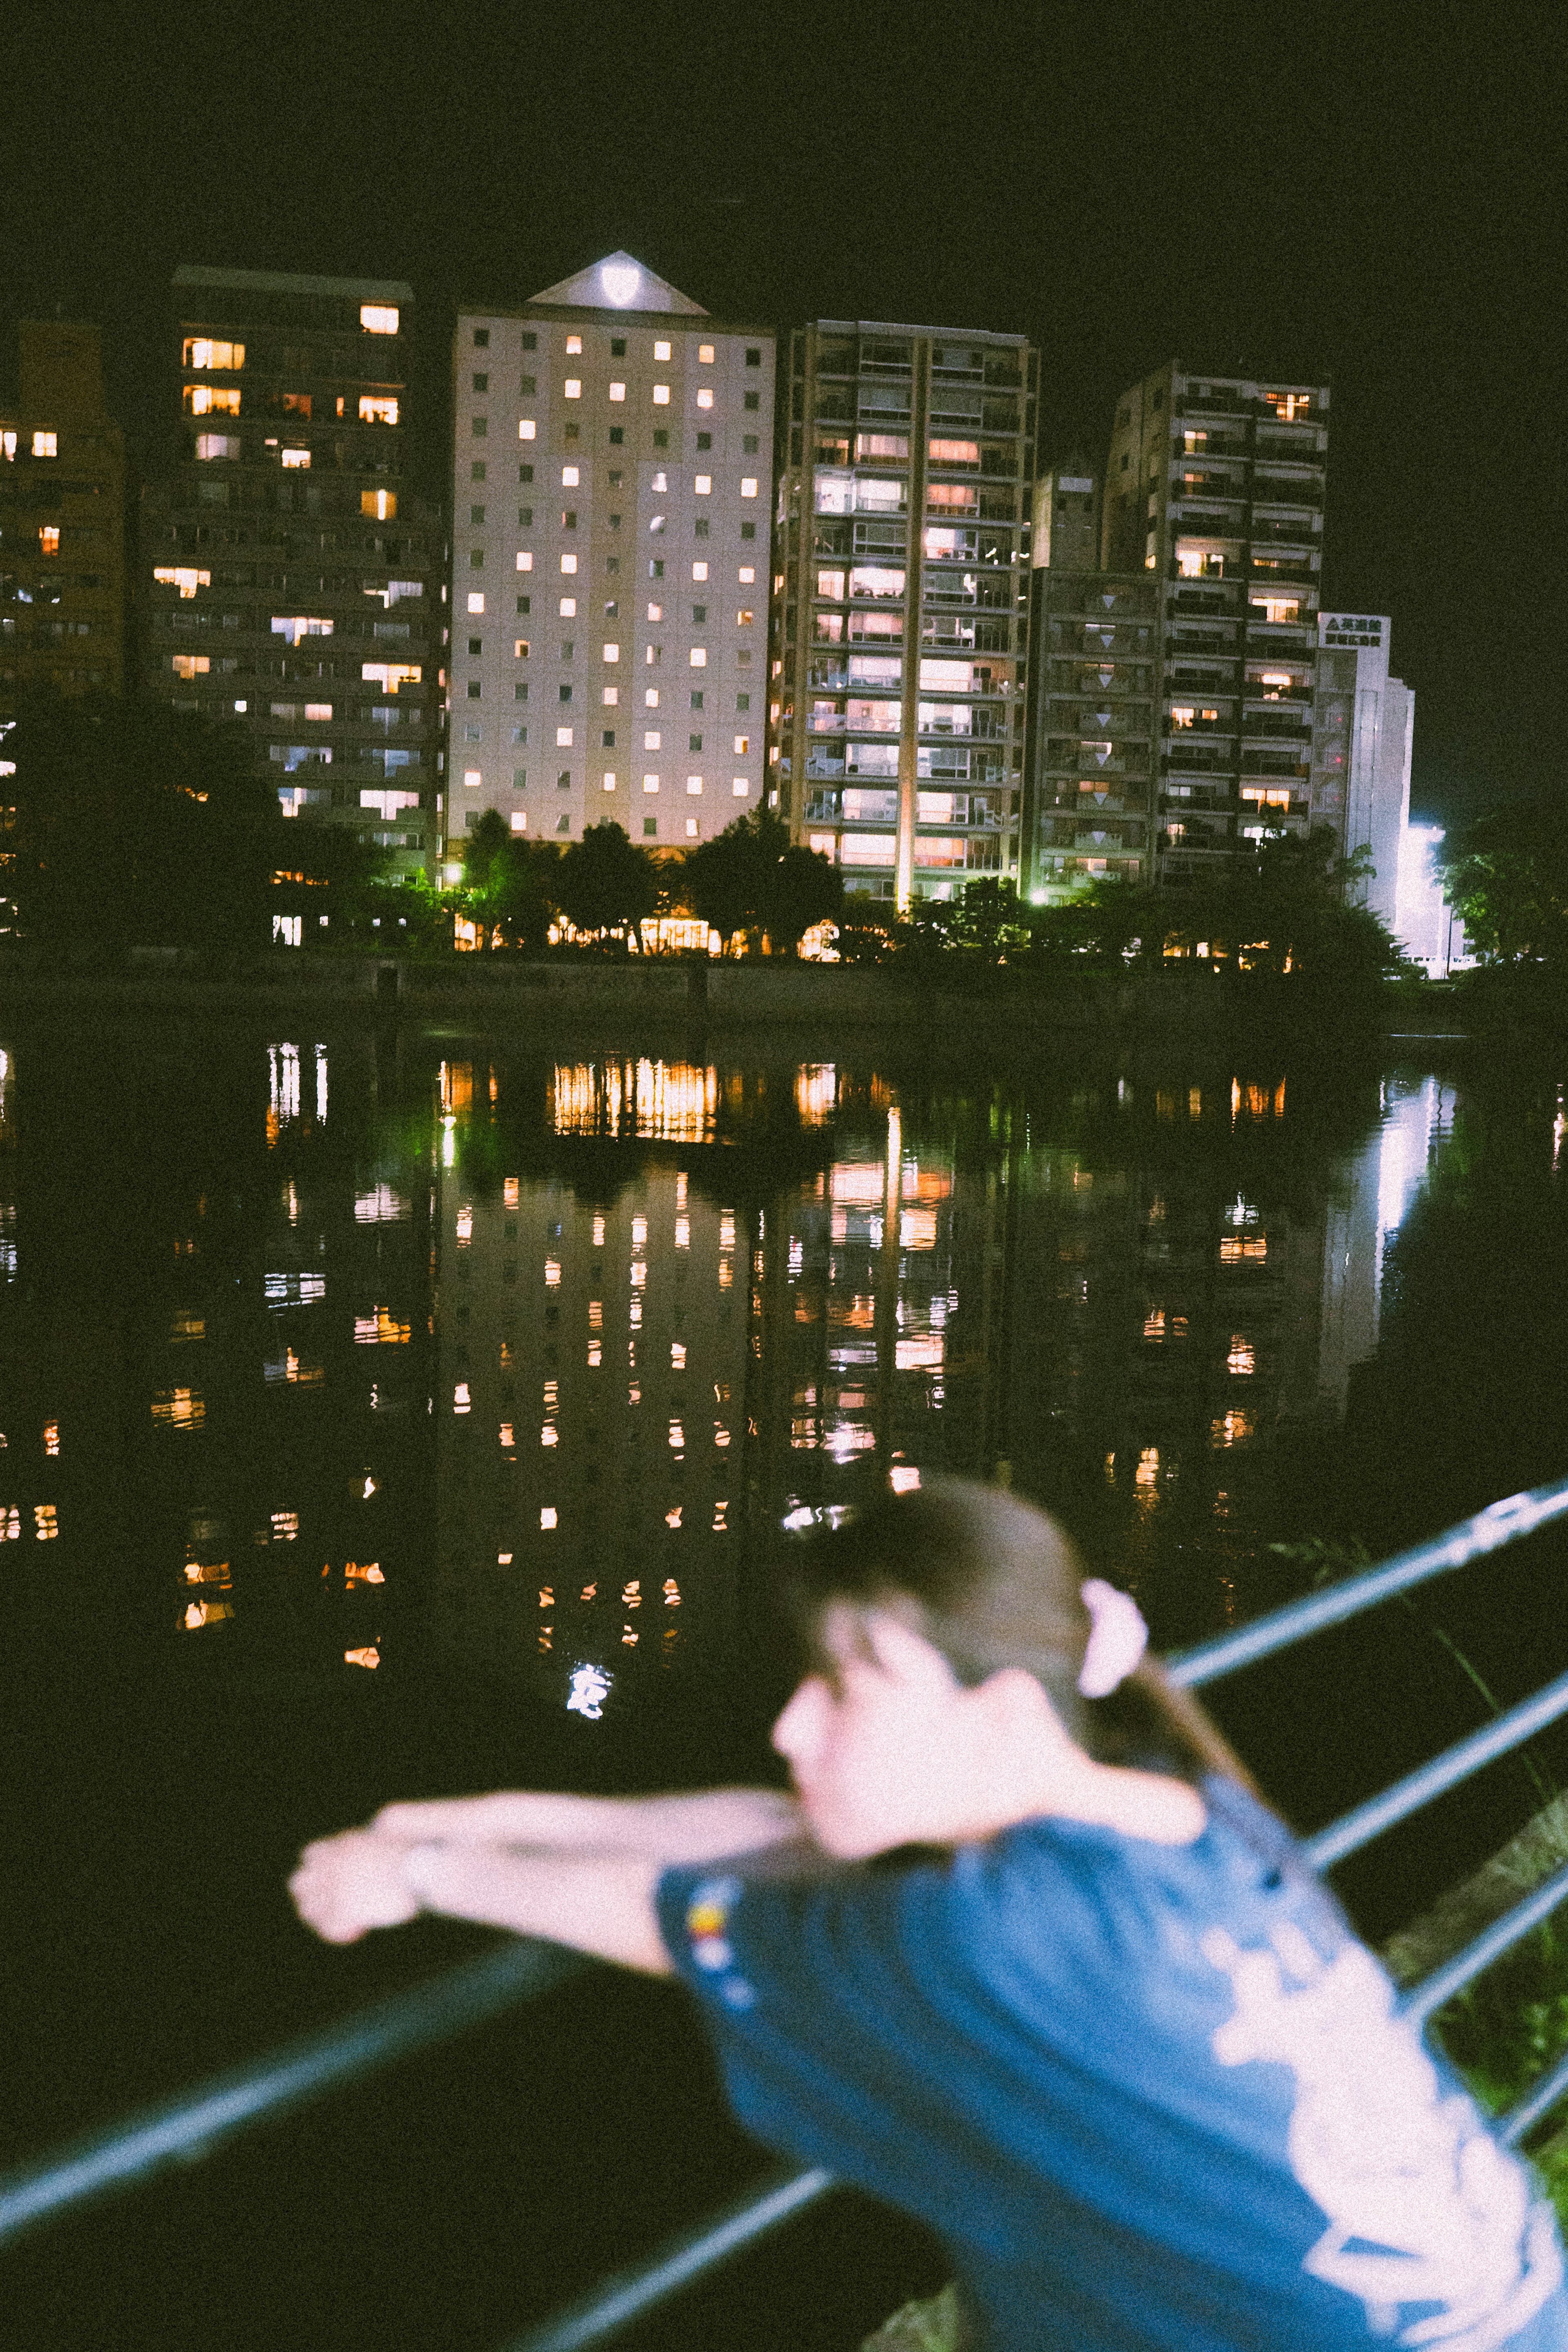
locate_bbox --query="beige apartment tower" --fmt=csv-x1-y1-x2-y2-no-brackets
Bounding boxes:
769,321,1037,908
1098,362,1331,882
448,252,774,862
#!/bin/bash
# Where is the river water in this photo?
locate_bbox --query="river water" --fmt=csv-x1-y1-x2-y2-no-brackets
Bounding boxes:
4,1017,1568,2350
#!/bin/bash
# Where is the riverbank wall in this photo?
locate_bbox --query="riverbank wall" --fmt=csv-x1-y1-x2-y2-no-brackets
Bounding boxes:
0,950,1471,1043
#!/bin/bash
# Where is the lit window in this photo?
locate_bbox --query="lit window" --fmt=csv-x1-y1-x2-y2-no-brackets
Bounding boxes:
516,551,533,571
360,305,399,334
694,474,711,494
32,429,57,457
690,562,708,582
1262,390,1311,421
609,382,626,401
1171,705,1194,728
564,379,582,399
740,477,758,497
602,642,619,662
359,395,399,425
733,733,748,754
511,810,527,831
1,431,14,460
686,775,702,795
648,602,663,621
183,385,241,417
557,726,573,746
281,448,311,469
467,592,485,614
644,729,661,748
171,654,210,679
690,647,706,667
602,685,619,704
196,433,240,461
561,464,580,487
655,340,671,360
733,777,749,796
736,607,753,626
738,565,755,584
643,773,660,792
561,553,578,574
653,385,670,405
183,338,244,370
645,687,659,707
361,661,421,691
566,334,583,355
696,388,714,410
153,566,210,598
515,638,530,658
38,525,60,554
519,419,537,440
361,489,397,519
464,767,481,787
603,771,617,790
272,615,334,643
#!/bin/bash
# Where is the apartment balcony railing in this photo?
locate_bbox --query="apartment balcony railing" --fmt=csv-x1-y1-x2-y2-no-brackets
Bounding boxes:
9,1482,1568,2351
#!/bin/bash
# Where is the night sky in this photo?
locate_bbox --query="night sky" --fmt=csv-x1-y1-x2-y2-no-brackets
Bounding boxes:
3,0,1562,825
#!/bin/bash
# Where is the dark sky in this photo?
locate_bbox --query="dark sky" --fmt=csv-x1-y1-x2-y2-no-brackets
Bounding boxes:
4,0,1564,823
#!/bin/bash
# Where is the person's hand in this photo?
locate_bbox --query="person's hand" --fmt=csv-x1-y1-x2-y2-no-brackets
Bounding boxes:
289,1828,421,1944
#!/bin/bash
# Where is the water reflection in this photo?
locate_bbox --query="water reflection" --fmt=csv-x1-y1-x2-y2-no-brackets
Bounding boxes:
0,1028,1477,1723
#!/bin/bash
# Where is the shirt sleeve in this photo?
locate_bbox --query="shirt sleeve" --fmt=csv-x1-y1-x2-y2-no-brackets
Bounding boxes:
656,1840,1094,2214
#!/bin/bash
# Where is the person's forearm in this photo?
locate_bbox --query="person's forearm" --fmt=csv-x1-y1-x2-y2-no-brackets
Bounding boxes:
401,1842,672,1973
374,1786,805,1864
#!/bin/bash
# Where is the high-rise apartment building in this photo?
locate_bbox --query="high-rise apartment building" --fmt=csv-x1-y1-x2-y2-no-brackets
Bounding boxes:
139,268,441,881
1313,611,1414,930
447,253,773,861
770,321,1037,908
1099,363,1330,880
0,321,126,718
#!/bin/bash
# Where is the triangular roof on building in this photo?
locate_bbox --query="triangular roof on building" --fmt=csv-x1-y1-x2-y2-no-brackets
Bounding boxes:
527,251,708,316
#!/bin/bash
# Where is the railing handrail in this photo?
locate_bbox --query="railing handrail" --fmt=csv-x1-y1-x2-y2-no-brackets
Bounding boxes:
1168,1473,1568,1689
0,1940,582,2250
5,1473,1568,2348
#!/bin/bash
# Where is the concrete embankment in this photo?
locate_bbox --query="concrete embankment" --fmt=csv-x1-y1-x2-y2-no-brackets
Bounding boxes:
0,951,1470,1044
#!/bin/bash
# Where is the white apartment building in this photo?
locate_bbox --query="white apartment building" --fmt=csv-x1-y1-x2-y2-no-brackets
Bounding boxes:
447,252,775,863
1312,612,1414,931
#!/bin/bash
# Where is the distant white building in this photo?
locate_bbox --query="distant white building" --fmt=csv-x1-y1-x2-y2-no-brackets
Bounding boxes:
1394,823,1472,977
447,252,774,863
1313,613,1413,932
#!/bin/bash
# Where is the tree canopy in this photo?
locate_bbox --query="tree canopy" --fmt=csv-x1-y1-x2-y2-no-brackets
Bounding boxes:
1438,800,1568,970
1,692,283,953
555,821,659,941
680,810,843,952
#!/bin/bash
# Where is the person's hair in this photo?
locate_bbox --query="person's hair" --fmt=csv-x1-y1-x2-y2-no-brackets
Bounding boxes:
779,1476,1261,1797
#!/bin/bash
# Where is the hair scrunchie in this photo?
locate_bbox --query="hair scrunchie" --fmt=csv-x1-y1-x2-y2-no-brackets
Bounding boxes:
1077,1578,1149,1698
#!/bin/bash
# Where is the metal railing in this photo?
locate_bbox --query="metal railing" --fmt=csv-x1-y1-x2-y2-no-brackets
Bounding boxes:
4,1473,1568,2350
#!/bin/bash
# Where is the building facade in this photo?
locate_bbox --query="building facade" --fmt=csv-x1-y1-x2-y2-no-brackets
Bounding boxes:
0,320,126,719
769,321,1037,907
1312,611,1413,932
1025,557,1159,894
447,252,773,862
139,267,441,882
1099,363,1330,881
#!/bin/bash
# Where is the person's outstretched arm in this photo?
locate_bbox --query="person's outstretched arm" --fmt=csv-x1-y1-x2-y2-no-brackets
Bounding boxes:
288,1787,806,1974
371,1786,804,1862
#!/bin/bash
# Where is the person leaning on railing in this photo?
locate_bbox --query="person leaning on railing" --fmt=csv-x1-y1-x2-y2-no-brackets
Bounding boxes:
290,1478,1568,2352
